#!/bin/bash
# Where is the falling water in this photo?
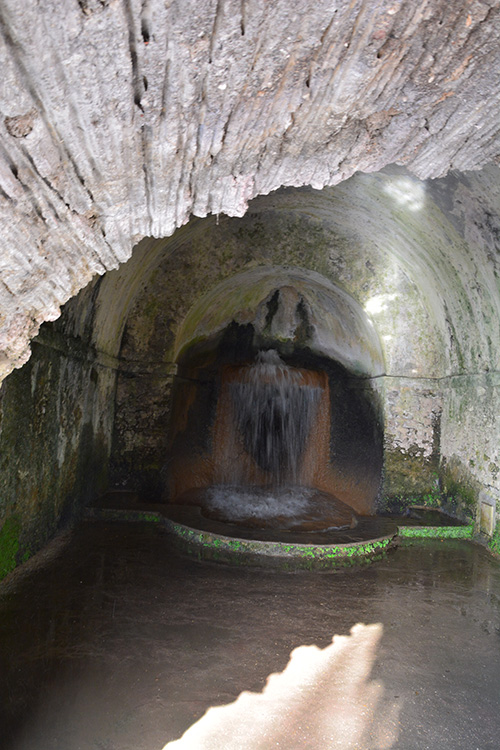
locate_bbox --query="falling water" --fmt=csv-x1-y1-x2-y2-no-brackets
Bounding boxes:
200,350,356,529
229,349,322,486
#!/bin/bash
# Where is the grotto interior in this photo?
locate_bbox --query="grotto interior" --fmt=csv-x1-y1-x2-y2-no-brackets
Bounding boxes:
1,0,500,563
2,0,500,747
3,167,500,557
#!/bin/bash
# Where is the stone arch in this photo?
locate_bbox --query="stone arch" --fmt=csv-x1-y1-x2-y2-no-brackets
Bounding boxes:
167,265,386,514
0,1,499,382
2,169,500,565
174,265,385,376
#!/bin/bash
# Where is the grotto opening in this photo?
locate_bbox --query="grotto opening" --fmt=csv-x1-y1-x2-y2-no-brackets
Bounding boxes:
165,266,384,535
2,1,500,747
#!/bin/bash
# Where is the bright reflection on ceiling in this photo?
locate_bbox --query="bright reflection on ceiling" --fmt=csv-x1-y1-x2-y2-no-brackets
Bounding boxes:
163,622,400,750
382,176,426,212
364,293,397,316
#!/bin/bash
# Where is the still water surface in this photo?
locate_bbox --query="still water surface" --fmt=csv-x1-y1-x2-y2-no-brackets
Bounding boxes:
1,521,499,750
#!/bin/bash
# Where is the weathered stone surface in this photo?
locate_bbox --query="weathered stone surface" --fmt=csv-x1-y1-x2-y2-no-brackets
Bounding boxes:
2,1,500,572
75,167,497,508
0,329,115,570
0,0,499,379
175,266,385,374
2,164,500,566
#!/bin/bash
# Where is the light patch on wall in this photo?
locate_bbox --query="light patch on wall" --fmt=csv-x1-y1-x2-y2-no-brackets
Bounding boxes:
479,492,496,536
364,293,397,316
382,176,426,213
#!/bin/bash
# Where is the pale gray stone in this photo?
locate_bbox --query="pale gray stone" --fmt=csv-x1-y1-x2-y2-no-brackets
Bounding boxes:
0,0,499,379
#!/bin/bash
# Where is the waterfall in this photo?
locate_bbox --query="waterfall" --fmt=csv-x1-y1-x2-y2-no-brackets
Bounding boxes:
229,350,322,486
200,350,356,530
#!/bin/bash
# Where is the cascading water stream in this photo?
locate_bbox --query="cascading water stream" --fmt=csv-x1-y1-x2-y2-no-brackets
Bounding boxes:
230,349,321,487
203,350,357,530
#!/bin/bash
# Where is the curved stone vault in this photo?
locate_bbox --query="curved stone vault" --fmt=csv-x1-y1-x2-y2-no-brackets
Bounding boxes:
1,0,500,569
0,0,499,379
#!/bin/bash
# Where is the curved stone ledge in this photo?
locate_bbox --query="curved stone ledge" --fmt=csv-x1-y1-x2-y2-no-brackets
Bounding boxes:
84,502,477,569
85,505,396,570
161,518,398,571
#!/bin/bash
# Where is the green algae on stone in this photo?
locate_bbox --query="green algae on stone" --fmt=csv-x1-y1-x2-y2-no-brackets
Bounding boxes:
440,456,479,521
398,525,474,539
382,449,440,506
0,516,21,581
164,517,395,568
488,522,500,556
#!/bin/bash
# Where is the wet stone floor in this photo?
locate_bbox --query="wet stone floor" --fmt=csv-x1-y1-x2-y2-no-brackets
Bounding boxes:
1,521,500,750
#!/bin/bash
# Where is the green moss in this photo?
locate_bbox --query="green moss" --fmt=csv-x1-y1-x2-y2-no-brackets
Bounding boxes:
87,508,161,524
488,523,500,556
440,457,478,521
382,455,477,523
383,447,439,501
0,516,21,581
380,491,442,515
443,480,476,509
398,525,474,539
167,518,394,568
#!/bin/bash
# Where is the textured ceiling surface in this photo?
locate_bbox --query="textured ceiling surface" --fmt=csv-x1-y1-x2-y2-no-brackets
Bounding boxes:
0,0,499,379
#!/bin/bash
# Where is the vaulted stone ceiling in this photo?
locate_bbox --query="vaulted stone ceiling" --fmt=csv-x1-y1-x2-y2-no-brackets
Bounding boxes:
0,0,499,380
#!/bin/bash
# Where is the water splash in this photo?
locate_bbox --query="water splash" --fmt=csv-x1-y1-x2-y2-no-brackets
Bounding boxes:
203,485,356,530
206,485,315,522
200,350,356,530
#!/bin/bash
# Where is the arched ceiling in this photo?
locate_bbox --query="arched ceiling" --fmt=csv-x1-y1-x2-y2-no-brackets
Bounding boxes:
174,266,386,376
0,0,499,380
52,166,498,386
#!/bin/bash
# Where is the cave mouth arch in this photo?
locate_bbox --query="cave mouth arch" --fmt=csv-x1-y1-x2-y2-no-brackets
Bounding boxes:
174,265,385,377
1,165,495,573
167,266,385,522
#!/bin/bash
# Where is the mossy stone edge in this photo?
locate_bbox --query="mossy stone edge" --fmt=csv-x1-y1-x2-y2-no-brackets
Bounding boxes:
84,507,474,569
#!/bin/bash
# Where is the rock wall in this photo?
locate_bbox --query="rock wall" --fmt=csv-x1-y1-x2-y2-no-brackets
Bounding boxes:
2,162,500,573
0,0,499,381
0,310,115,577
1,1,500,569
89,168,500,516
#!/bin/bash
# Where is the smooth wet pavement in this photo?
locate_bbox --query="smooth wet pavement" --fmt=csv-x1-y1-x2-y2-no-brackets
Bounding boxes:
1,520,500,749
